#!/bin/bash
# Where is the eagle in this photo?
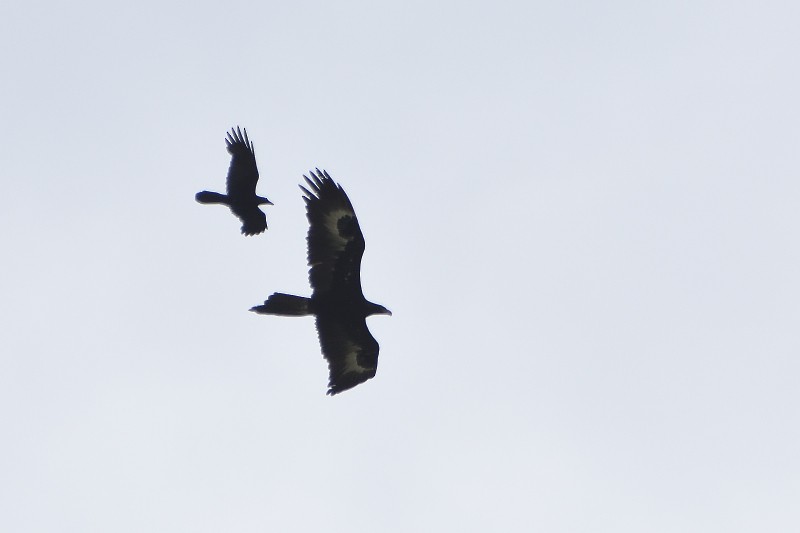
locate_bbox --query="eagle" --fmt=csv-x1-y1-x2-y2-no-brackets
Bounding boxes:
251,169,391,395
195,127,273,235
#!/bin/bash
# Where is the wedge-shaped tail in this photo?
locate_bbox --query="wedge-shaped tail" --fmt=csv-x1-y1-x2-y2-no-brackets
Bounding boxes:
250,293,312,316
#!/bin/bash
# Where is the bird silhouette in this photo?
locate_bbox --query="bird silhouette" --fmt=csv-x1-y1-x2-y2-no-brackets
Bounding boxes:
251,169,391,395
196,127,272,235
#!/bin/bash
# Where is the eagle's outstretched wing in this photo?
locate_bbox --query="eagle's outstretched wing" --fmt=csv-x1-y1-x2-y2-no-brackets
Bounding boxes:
315,314,379,395
300,169,366,295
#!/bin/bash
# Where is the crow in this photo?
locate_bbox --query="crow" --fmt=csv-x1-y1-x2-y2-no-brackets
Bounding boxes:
196,127,272,235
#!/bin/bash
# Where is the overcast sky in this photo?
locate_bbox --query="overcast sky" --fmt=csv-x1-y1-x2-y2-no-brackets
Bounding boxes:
1,1,799,531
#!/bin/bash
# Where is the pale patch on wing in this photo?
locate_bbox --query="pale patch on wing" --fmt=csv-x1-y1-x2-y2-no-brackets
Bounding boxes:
316,314,379,394
323,208,356,250
340,338,375,375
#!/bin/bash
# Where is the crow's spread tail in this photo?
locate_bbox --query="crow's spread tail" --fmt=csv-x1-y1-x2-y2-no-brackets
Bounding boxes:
195,191,229,204
250,293,312,316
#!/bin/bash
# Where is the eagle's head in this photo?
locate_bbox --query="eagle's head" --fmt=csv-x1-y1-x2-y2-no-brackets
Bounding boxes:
368,302,392,317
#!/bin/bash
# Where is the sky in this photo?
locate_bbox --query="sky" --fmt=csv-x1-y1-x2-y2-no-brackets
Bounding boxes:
1,0,799,531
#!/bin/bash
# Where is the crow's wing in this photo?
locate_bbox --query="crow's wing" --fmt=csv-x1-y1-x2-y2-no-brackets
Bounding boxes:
231,204,267,235
225,127,259,198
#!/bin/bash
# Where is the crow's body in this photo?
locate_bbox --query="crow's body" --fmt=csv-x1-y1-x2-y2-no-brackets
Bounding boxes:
196,127,272,235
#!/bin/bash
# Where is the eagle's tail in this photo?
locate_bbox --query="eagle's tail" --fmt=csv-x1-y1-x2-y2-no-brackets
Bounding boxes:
250,293,312,316
195,191,229,204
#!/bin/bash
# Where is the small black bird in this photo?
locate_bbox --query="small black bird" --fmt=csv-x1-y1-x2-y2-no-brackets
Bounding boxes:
196,127,272,235
251,169,391,395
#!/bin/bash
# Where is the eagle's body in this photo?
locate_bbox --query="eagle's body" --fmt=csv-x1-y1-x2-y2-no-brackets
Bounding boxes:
251,169,391,395
196,127,272,235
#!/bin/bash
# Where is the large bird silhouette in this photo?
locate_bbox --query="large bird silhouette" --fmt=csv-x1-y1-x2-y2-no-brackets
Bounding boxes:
196,127,272,235
251,169,391,395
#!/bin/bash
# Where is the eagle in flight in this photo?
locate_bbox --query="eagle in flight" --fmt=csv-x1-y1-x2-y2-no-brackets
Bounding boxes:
196,127,272,235
251,169,391,395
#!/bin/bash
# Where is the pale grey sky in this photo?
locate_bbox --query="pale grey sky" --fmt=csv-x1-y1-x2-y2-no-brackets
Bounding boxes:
1,1,799,531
